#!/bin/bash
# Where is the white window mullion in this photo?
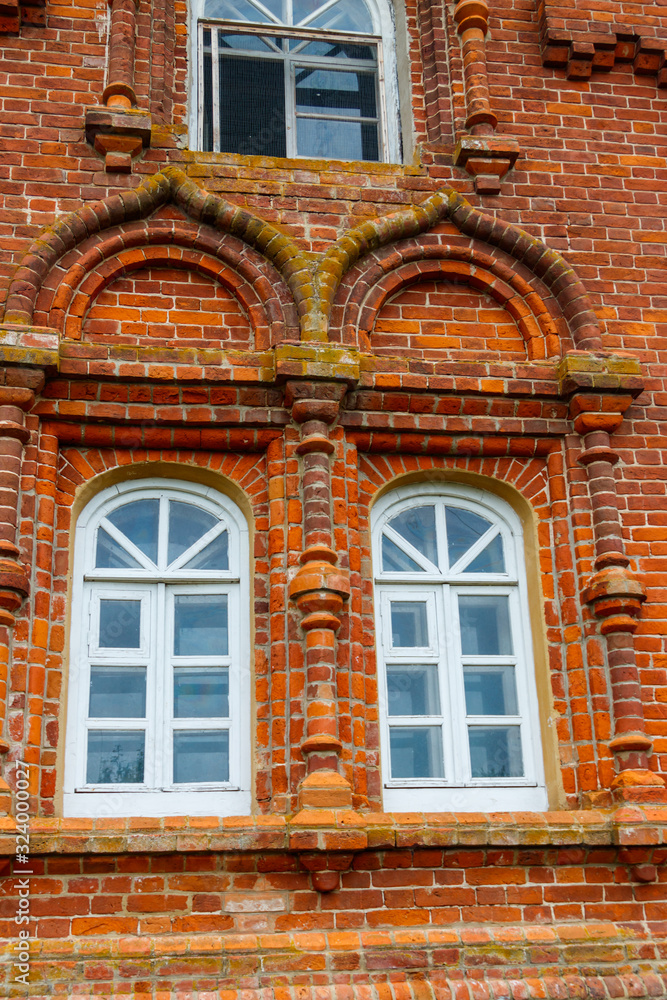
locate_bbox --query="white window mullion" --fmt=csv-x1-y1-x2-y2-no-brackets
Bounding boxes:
286,50,297,157
150,582,166,789
211,27,221,153
442,583,466,785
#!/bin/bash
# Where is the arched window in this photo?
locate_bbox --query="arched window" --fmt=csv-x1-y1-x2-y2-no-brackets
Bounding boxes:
63,480,250,817
192,0,400,162
372,484,547,812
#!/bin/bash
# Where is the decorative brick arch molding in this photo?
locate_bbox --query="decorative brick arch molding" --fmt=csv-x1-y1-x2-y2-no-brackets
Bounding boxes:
314,188,603,350
35,233,292,350
3,168,602,350
333,247,565,360
2,167,309,337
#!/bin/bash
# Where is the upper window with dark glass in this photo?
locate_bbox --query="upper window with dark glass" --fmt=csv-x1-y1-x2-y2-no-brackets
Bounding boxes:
195,0,395,162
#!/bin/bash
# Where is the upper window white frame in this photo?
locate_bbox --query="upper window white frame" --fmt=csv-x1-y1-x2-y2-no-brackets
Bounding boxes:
372,483,547,812
63,479,251,818
189,0,402,163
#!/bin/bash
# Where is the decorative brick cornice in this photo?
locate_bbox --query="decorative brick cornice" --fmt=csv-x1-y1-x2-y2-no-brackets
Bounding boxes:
537,0,667,83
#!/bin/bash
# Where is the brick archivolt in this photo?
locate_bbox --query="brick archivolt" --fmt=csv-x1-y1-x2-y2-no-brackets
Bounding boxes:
334,251,564,360
3,168,601,355
37,238,296,350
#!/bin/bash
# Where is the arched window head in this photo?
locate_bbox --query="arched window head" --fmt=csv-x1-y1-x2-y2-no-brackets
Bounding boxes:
64,479,251,818
372,483,548,812
192,0,400,162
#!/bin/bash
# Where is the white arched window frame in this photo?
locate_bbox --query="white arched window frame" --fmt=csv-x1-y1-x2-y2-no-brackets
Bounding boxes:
189,0,402,164
63,479,251,818
372,483,548,812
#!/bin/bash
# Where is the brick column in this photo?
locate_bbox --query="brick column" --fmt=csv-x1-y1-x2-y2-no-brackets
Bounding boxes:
103,0,139,109
0,387,34,814
562,354,667,803
452,0,519,192
286,382,352,811
84,0,150,172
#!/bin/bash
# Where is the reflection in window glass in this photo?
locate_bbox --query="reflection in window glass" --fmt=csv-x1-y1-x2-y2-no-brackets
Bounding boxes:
466,533,505,574
89,667,146,718
304,0,374,32
95,527,141,570
458,595,512,656
174,667,229,718
464,666,518,716
389,726,444,778
168,502,219,564
87,731,145,783
107,499,159,564
296,118,378,161
382,535,423,573
387,664,440,716
173,731,230,783
468,726,523,778
99,599,141,649
183,530,229,571
174,594,229,656
445,507,492,568
388,505,437,566
295,67,376,117
390,601,428,648
204,0,277,21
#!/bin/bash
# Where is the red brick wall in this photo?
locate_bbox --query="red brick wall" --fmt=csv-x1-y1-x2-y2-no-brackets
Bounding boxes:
83,266,251,350
372,280,527,360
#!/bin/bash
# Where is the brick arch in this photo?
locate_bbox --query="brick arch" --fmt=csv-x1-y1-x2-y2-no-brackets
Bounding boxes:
34,223,299,348
333,243,566,360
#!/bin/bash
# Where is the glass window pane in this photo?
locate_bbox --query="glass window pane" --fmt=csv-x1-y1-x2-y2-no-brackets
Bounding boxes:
107,500,159,565
298,0,374,32
183,530,229,571
174,594,229,656
296,68,376,117
168,501,219,564
464,666,518,716
173,731,229,783
95,527,141,569
99,599,141,649
388,505,437,565
293,39,375,59
89,667,146,718
389,726,443,778
390,601,428,648
174,668,229,718
445,506,492,568
87,731,144,784
382,535,423,573
458,595,512,656
218,32,277,51
217,55,286,157
204,0,278,21
466,533,505,574
296,118,378,161
468,726,523,778
387,665,440,716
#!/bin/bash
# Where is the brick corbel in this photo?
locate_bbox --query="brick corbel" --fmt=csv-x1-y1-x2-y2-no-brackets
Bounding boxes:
289,809,367,893
85,0,151,173
559,351,666,802
452,0,521,194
